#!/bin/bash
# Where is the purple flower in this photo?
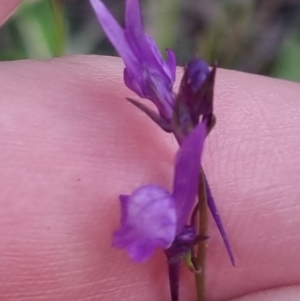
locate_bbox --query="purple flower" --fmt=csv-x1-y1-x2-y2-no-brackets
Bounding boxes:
90,0,176,122
180,59,215,121
113,122,206,262
173,59,216,139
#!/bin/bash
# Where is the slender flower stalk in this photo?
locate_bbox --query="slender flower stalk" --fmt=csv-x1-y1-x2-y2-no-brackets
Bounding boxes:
90,1,235,300
168,261,180,301
195,170,208,301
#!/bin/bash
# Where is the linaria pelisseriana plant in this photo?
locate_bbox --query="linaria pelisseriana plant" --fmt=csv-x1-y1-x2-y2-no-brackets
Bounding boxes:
90,0,235,300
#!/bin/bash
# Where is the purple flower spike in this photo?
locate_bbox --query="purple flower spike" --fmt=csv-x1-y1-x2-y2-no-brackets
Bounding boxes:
90,0,176,121
113,185,177,262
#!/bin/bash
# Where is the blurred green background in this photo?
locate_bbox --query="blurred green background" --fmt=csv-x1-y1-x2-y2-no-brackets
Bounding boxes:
0,0,300,81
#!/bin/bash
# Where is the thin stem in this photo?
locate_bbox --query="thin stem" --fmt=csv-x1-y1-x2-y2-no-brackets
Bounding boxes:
191,202,199,231
195,169,208,301
50,0,65,56
168,262,180,301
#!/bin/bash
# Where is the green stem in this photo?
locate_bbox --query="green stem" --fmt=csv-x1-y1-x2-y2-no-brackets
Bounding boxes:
168,262,180,301
50,0,65,56
195,169,208,301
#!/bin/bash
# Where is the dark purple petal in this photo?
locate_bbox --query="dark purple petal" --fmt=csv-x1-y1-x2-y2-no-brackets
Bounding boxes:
204,177,235,266
113,185,177,262
177,59,215,125
186,59,210,92
192,64,216,121
172,122,206,232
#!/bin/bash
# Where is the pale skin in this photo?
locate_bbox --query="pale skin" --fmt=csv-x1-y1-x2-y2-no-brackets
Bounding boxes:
1,3,300,301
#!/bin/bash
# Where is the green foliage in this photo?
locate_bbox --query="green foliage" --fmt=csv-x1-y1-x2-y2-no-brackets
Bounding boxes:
272,33,300,82
0,0,299,82
0,0,65,60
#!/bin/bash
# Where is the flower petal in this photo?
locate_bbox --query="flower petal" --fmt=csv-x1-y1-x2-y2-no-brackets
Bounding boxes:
166,49,176,82
124,67,173,119
123,68,144,97
125,0,144,38
177,59,215,125
172,122,206,232
192,64,216,121
125,0,163,72
89,0,137,69
186,59,210,92
125,0,175,92
145,35,175,83
113,185,177,262
91,0,175,121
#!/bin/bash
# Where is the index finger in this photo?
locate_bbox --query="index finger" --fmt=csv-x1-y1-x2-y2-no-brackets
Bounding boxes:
0,55,300,301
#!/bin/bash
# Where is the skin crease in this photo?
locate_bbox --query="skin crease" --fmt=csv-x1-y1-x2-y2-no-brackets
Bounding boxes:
1,2,300,301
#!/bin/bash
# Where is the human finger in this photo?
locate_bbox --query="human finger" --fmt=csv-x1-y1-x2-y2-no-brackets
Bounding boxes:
0,55,300,301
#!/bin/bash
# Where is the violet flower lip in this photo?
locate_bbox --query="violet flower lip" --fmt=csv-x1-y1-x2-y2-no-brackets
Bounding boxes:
113,122,206,262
